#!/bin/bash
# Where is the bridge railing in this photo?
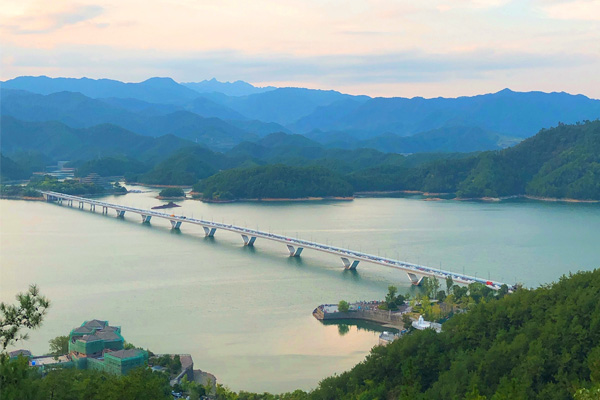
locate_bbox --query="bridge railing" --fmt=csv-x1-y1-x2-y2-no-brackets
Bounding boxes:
40,191,508,289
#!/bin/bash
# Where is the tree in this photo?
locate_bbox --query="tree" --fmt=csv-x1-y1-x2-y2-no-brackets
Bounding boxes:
159,187,185,198
402,314,413,331
395,294,406,306
338,300,350,313
0,285,49,351
48,335,69,356
386,285,398,304
446,276,454,295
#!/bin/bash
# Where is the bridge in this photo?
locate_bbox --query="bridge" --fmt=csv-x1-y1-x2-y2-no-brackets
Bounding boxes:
41,191,509,290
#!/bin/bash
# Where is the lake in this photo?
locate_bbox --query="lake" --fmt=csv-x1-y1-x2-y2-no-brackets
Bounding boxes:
1,187,598,392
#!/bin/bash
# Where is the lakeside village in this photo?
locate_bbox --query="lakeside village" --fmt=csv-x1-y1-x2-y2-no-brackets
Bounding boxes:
9,319,216,399
314,276,513,345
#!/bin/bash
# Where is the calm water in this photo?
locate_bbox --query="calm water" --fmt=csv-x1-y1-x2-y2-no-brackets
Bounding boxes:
1,188,599,392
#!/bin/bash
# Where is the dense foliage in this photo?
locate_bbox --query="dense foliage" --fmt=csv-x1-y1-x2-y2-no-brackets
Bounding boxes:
350,121,600,200
196,165,354,200
28,176,105,195
158,187,185,198
0,154,29,182
0,358,172,400
307,269,600,400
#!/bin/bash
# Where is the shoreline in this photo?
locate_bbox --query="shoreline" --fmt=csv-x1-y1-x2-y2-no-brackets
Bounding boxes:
454,194,599,204
127,182,192,189
156,196,186,200
355,190,599,204
200,196,355,203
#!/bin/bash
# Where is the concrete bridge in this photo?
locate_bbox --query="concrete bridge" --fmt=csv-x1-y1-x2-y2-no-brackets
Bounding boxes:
41,191,509,290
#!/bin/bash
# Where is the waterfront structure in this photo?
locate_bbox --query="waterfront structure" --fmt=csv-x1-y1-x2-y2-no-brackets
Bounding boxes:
412,315,442,333
40,191,509,289
379,331,402,346
68,319,147,375
313,302,406,327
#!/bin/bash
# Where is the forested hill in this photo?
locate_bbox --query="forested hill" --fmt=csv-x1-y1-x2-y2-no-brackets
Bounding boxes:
195,165,354,200
304,269,600,400
351,120,600,200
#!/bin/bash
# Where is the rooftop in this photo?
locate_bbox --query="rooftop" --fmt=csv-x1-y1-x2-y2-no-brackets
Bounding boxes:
106,349,145,359
84,319,108,329
72,326,94,334
79,334,104,342
95,330,122,341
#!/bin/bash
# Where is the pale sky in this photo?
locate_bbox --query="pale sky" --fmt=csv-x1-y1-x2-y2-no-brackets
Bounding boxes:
1,0,599,98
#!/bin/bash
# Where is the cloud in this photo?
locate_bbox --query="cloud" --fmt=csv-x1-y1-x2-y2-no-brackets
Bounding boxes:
2,4,104,34
539,0,600,21
3,44,594,84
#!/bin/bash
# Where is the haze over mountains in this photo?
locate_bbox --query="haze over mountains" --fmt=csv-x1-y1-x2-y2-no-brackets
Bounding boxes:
2,76,600,160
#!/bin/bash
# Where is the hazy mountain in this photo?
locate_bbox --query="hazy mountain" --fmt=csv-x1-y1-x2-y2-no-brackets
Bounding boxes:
294,89,600,139
324,126,519,153
0,116,198,163
1,89,256,149
182,78,276,96
209,87,370,125
2,76,201,104
226,119,292,136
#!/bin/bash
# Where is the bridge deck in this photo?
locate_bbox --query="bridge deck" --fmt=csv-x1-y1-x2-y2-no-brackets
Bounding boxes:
40,191,509,289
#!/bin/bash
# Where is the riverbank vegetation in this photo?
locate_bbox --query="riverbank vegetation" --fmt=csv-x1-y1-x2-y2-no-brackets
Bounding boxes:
195,165,354,201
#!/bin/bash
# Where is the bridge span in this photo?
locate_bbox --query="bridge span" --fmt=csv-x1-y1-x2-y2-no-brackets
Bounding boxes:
41,191,509,290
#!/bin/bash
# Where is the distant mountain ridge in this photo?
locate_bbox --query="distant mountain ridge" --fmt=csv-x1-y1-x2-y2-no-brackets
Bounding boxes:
292,89,600,138
182,78,276,96
3,75,600,154
2,76,200,104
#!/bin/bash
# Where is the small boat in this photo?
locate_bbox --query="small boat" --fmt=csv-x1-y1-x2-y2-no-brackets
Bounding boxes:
151,202,181,210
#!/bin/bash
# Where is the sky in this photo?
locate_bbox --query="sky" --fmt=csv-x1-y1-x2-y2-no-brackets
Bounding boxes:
1,0,599,98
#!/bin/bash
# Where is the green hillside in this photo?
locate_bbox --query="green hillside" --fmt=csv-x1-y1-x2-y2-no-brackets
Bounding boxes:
305,269,600,400
0,154,28,182
351,120,600,200
0,116,197,164
196,164,354,200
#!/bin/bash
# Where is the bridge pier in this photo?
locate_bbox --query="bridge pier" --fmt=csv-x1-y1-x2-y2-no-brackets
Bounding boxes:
287,245,303,257
90,204,95,212
170,220,182,229
115,210,125,218
141,214,152,223
341,257,359,270
102,206,108,215
406,272,425,286
203,227,216,237
241,234,256,246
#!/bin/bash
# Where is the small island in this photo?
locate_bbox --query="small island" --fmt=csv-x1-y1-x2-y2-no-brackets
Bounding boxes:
157,187,186,199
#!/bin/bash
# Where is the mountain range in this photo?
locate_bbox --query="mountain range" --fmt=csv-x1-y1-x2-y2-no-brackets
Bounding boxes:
2,75,600,161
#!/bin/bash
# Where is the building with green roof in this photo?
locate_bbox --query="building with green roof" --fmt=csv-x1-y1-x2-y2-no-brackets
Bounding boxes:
68,319,147,375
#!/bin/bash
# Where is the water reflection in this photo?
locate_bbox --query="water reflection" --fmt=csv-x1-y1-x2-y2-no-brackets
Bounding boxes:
320,319,399,336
